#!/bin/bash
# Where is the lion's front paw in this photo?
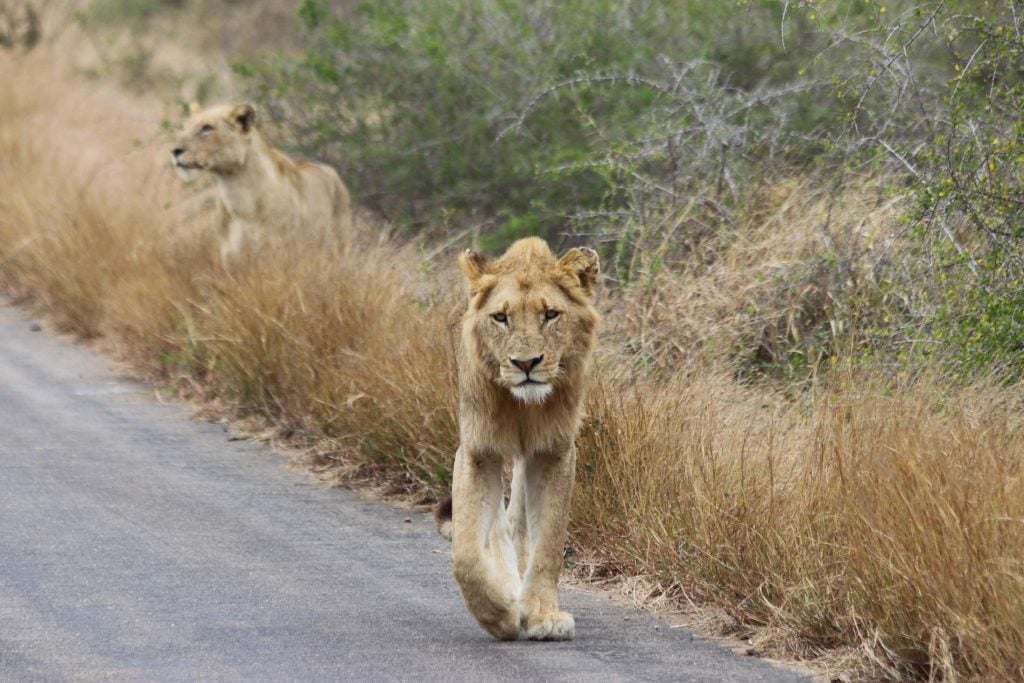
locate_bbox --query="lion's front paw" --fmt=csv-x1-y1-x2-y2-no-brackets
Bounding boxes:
522,610,575,641
479,607,521,641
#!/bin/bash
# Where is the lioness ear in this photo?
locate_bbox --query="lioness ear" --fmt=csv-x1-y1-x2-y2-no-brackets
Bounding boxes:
558,247,600,298
231,103,256,133
458,249,491,284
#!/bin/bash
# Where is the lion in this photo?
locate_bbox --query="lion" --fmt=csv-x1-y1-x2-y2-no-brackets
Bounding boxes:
436,236,600,641
171,103,352,264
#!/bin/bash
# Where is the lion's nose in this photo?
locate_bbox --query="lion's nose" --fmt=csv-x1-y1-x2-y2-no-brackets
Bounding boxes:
510,355,543,373
172,147,185,157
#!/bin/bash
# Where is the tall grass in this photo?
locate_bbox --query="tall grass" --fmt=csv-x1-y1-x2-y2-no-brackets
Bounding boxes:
2,38,1024,682
577,375,1024,680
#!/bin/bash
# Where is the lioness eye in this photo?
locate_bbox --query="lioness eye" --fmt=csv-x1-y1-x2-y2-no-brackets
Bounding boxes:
544,309,560,321
491,312,507,324
199,123,214,135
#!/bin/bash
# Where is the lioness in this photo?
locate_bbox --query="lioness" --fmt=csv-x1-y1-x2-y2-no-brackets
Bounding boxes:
171,103,352,264
439,237,600,641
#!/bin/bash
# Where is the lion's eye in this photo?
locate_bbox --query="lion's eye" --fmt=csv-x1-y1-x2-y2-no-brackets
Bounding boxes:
491,312,508,324
544,309,560,321
199,123,214,135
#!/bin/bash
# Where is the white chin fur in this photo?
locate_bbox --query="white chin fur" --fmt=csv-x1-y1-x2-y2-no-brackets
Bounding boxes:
510,383,552,404
174,165,198,183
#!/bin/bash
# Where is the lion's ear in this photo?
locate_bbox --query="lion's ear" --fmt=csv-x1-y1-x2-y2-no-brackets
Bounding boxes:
458,249,491,284
230,103,256,133
558,247,600,298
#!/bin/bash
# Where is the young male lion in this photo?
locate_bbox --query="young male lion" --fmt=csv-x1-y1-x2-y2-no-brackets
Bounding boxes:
171,103,352,264
439,237,600,641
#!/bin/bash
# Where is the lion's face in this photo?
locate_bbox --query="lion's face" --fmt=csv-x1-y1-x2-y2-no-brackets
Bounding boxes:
171,103,256,181
460,238,599,405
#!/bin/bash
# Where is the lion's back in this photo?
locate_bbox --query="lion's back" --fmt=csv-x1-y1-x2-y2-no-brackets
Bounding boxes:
274,151,352,242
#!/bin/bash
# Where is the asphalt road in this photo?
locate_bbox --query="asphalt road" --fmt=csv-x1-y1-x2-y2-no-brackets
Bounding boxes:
0,302,809,682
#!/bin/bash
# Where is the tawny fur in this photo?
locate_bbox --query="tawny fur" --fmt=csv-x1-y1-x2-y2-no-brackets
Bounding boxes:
444,237,600,641
172,103,353,265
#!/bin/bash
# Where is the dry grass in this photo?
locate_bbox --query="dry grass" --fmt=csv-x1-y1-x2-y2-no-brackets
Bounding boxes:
3,38,1024,682
576,374,1024,680
603,176,907,380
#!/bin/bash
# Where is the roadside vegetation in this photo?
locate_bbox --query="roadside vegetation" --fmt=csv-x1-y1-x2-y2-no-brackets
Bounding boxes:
1,1,1023,680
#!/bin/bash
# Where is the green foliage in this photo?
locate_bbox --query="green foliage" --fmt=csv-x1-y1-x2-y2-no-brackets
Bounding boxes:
233,0,1024,380
243,0,663,238
238,0,889,245
78,0,165,26
906,3,1024,380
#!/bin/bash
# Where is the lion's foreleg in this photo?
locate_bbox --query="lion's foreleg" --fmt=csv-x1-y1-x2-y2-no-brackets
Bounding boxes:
519,445,576,641
451,445,521,640
505,457,529,578
220,217,248,268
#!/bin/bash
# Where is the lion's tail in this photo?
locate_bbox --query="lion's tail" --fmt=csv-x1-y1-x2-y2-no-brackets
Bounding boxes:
434,495,453,541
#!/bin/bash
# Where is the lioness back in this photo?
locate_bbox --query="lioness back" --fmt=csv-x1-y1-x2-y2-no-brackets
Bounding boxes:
276,149,353,248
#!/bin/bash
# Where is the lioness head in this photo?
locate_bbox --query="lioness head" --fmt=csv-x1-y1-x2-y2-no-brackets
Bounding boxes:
171,103,257,181
460,237,600,405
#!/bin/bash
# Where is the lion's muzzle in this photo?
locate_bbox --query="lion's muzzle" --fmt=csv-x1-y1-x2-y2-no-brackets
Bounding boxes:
509,355,543,374
506,354,554,403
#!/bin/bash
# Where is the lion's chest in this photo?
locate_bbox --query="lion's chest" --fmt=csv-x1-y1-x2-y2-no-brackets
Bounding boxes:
465,407,575,461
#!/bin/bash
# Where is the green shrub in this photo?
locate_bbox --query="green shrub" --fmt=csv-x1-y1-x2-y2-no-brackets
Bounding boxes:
234,0,1024,380
78,0,171,26
237,0,900,245
870,3,1024,380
